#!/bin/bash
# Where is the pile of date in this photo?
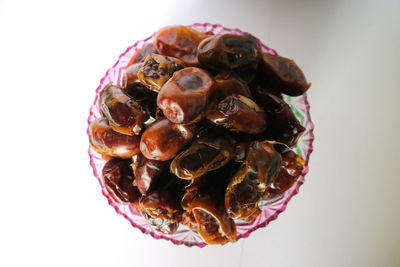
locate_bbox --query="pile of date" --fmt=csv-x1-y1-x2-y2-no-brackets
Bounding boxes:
89,25,310,245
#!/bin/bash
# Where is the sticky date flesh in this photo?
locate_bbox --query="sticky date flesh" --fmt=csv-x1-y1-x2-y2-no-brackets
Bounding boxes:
154,25,208,66
254,91,305,147
131,153,167,195
140,117,195,161
89,25,311,245
198,33,261,71
266,150,305,199
102,158,141,203
138,53,185,92
225,141,281,220
181,165,238,244
89,118,140,159
138,175,184,234
170,137,233,180
257,53,311,96
206,94,267,134
100,84,149,135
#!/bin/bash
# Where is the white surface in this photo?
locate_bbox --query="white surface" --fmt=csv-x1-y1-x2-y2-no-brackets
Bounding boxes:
0,0,399,266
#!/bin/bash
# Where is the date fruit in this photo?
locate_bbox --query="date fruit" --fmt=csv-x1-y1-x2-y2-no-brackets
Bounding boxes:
140,117,195,161
131,153,167,195
254,91,305,147
154,25,208,66
170,137,233,180
225,141,281,220
198,33,261,71
157,67,214,124
258,53,311,96
100,84,149,135
210,72,252,102
138,176,184,234
181,166,238,244
89,118,140,159
206,94,267,134
265,150,305,199
102,158,141,203
137,53,185,92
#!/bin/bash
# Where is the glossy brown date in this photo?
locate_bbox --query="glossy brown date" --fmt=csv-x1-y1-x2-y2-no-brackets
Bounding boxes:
137,53,185,92
102,158,141,203
198,33,261,71
210,72,252,102
138,175,184,234
127,43,157,67
206,94,267,134
265,150,305,199
140,117,195,161
131,153,167,195
225,141,281,220
89,118,140,159
258,53,311,96
254,91,305,147
100,84,149,135
154,25,208,66
157,67,214,124
123,79,158,119
181,166,238,244
170,137,233,180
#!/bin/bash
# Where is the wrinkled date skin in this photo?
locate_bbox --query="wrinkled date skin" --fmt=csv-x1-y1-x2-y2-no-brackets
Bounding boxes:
123,80,158,119
206,94,267,135
138,176,184,234
257,53,311,96
225,141,281,220
137,53,185,92
170,137,233,180
131,153,167,195
254,91,305,147
154,25,208,66
140,117,195,161
89,118,140,159
157,67,214,124
266,150,305,199
181,165,238,244
198,33,261,71
102,158,141,203
210,72,252,102
100,84,149,136
127,43,157,67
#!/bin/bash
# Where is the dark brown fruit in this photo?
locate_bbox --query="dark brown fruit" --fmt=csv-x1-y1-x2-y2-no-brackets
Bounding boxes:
102,158,141,203
139,117,195,161
131,153,167,195
198,33,261,71
89,118,140,159
100,84,149,135
137,53,185,92
170,137,233,180
266,150,305,199
157,67,214,124
254,91,305,147
257,53,311,96
206,94,267,134
154,25,208,66
225,141,281,220
138,175,185,234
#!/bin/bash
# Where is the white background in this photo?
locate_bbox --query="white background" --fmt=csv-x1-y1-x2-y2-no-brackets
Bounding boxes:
1,0,399,266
